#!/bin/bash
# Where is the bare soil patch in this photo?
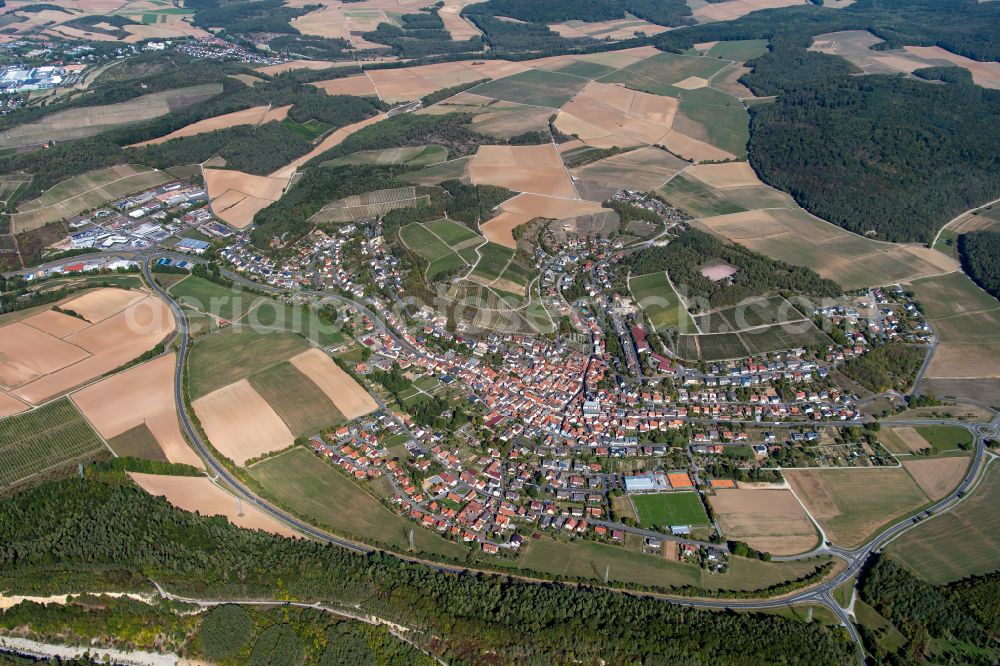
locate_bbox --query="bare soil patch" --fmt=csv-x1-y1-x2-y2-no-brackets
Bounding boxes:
903,456,970,501
71,353,202,468
481,193,607,247
289,348,378,420
131,105,290,147
193,379,295,466
685,161,761,189
693,0,805,23
128,472,296,537
710,488,817,555
469,144,577,198
0,391,27,418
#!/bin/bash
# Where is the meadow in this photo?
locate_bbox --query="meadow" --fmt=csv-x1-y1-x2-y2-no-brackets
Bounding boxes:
0,397,104,491
187,329,310,399
629,271,694,331
250,447,465,558
248,361,346,436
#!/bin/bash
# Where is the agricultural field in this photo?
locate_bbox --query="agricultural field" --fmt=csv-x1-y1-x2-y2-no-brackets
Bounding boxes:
631,491,710,528
70,353,202,468
468,144,576,199
703,39,770,62
710,488,819,556
481,193,609,249
323,145,447,168
310,186,429,223
694,208,958,290
902,455,971,502
629,271,695,331
571,147,688,193
887,463,1000,584
248,360,346,436
910,272,1000,404
0,288,175,405
128,472,295,538
0,83,222,151
693,295,806,333
130,104,291,147
249,447,465,558
0,397,105,491
188,329,310,399
405,156,473,185
515,534,829,592
11,164,171,233
193,378,295,466
169,275,265,323
400,219,483,281
469,69,588,108
0,174,30,205
785,468,933,549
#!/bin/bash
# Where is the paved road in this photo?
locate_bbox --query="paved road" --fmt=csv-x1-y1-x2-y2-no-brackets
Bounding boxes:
139,254,1000,666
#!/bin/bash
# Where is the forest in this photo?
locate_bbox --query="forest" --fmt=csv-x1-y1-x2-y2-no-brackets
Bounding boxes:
624,227,841,309
858,556,1000,665
838,342,925,393
0,597,434,666
462,0,694,28
364,9,484,58
958,230,1000,301
0,475,857,665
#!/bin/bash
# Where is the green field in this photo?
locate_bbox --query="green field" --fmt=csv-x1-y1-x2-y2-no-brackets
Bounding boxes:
107,422,166,462
324,145,446,168
470,242,514,281
658,173,748,218
282,118,332,142
170,276,265,323
404,156,472,185
913,426,973,454
632,492,709,528
693,296,805,333
248,362,345,436
514,535,827,592
470,69,587,108
400,221,480,281
0,398,105,490
629,271,695,331
423,218,480,245
188,329,310,399
549,59,617,79
674,87,750,158
600,52,730,90
250,447,465,558
888,464,1000,584
705,39,770,62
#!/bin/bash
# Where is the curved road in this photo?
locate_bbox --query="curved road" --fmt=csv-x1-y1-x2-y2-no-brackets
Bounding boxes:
141,255,997,665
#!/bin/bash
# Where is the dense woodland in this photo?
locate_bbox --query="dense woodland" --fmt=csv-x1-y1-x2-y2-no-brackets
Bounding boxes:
0,475,856,665
364,9,484,58
958,230,1000,301
859,556,1000,665
625,227,841,309
839,342,925,393
463,0,694,28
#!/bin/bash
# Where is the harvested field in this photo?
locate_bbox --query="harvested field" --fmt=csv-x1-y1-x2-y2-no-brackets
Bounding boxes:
785,468,930,548
469,144,577,198
888,464,1000,584
193,379,295,466
903,456,970,501
20,309,90,338
204,168,289,229
128,472,296,537
439,0,481,40
12,165,171,233
948,206,1000,235
289,348,378,420
130,104,291,147
317,61,518,103
694,208,958,289
313,74,379,97
0,83,221,150
2,290,174,405
710,488,818,555
878,426,930,454
810,31,1000,90
256,60,339,76
469,103,552,139
684,161,761,188
59,287,146,322
71,353,202,468
555,81,678,147
693,0,806,22
0,392,27,418
481,193,607,248
571,147,687,191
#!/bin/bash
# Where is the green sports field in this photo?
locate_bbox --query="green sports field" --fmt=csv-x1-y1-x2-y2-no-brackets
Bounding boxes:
632,491,710,528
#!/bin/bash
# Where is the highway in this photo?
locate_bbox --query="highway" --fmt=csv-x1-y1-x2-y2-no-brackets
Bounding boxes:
136,253,998,665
